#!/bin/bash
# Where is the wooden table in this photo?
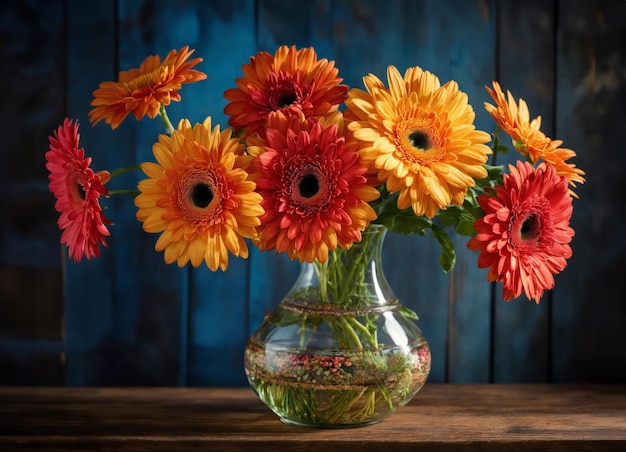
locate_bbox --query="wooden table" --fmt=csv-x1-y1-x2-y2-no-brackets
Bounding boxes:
1,384,625,451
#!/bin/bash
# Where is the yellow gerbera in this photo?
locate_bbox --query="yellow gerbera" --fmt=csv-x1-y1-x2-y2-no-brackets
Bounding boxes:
345,65,492,219
134,118,264,271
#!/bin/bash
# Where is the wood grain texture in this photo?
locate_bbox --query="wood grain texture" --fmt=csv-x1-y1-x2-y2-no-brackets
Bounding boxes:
0,385,625,451
492,0,556,383
551,0,626,383
2,0,625,387
0,0,65,385
185,0,263,387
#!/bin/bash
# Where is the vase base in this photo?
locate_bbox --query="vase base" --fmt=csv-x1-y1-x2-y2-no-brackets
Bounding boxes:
279,417,382,429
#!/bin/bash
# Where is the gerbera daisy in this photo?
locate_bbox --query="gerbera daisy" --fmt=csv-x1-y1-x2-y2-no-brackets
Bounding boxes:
485,81,585,196
90,46,207,129
539,142,586,196
45,118,112,262
345,65,492,219
484,81,542,156
467,161,574,303
223,45,348,139
247,111,379,263
134,117,264,271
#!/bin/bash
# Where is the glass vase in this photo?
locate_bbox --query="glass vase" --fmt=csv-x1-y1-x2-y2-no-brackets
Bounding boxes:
244,224,431,428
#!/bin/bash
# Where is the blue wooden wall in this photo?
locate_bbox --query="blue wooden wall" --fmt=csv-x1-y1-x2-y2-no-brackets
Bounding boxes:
2,0,625,386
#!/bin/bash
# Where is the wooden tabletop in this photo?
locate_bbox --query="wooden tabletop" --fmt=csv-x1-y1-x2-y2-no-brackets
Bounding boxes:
1,384,625,451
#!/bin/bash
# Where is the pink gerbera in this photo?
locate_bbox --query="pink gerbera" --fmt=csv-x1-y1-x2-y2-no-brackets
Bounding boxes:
467,161,574,303
247,112,379,263
46,119,112,261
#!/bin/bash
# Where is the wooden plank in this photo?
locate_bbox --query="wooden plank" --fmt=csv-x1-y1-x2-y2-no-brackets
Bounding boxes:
551,0,626,383
491,0,556,383
65,0,121,385
251,0,498,383
182,0,260,386
322,0,459,384
244,0,332,355
1,385,625,450
0,268,64,384
27,0,624,387
0,0,68,384
65,0,191,385
381,0,496,383
104,0,202,385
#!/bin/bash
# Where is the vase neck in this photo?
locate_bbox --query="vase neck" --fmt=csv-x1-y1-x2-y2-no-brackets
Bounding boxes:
284,224,397,309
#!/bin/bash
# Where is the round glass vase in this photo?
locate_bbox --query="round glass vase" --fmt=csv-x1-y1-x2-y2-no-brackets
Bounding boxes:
244,224,431,428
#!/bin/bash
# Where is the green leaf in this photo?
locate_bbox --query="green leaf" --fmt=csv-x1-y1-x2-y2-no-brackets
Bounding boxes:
455,220,477,236
430,224,456,272
399,306,419,320
436,206,463,227
474,164,504,189
380,211,431,236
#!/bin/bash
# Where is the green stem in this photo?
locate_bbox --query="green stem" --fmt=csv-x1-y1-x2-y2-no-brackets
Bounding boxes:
109,165,142,179
107,189,140,197
491,125,501,167
315,260,329,304
340,317,364,349
159,104,175,135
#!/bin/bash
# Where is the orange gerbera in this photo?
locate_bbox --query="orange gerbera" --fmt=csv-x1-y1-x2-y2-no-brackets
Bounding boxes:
485,82,585,196
90,46,206,129
223,45,348,139
134,117,264,271
345,65,492,219
247,112,379,263
468,161,574,303
484,81,543,156
46,119,112,262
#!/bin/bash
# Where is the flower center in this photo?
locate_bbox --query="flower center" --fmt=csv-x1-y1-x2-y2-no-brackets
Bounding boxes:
124,69,162,95
278,91,298,108
408,130,430,150
67,170,87,204
520,214,541,241
283,160,332,216
265,71,304,111
74,182,86,200
190,183,214,208
298,174,320,198
509,196,556,251
395,116,447,167
177,168,226,224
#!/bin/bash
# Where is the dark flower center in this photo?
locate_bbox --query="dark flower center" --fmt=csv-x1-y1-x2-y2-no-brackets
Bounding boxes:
76,183,86,200
191,183,214,208
520,214,540,240
278,91,298,108
298,174,320,199
409,131,430,150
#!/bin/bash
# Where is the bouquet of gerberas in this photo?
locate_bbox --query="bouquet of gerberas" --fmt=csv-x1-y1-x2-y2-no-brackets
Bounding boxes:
46,44,585,427
46,44,584,304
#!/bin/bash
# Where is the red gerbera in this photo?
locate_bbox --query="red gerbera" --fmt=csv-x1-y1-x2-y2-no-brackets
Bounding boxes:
223,45,348,139
247,112,379,263
46,119,112,261
467,161,574,303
